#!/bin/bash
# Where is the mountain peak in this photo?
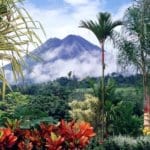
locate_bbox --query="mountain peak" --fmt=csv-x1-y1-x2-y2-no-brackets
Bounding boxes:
62,34,83,44
61,34,99,50
5,34,114,84
63,34,82,40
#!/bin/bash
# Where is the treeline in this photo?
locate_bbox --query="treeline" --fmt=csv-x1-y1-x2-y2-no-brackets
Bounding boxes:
13,73,142,95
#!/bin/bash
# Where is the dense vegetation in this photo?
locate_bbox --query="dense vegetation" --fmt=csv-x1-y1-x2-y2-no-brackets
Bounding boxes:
0,74,145,149
0,74,143,134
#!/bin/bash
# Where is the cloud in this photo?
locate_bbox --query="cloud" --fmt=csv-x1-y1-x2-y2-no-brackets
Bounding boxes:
5,70,14,84
21,50,116,83
41,46,62,61
64,0,90,5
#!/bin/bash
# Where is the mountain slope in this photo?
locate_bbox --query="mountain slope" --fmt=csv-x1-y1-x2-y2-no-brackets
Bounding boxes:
5,34,115,83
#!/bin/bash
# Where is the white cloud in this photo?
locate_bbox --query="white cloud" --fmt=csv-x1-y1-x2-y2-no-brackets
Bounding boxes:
41,46,62,61
64,0,90,5
21,50,116,83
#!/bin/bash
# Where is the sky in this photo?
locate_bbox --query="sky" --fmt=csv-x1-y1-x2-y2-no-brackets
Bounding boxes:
24,0,132,47
6,0,134,82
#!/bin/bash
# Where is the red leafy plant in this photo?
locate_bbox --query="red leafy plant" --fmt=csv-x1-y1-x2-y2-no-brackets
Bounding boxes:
0,120,95,149
45,132,64,150
58,120,96,149
0,128,17,150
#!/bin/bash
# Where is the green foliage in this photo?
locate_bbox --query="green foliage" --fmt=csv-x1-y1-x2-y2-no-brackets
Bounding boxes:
19,81,71,101
103,136,150,150
110,101,142,136
115,86,143,116
117,0,149,72
0,90,70,128
0,92,29,117
80,12,122,42
26,95,70,121
20,116,57,129
69,88,92,101
4,75,143,138
86,136,104,150
11,82,71,124
9,94,70,128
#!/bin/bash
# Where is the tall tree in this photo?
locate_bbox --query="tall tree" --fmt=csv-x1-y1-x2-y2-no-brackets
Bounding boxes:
80,12,122,140
117,0,150,128
0,0,45,99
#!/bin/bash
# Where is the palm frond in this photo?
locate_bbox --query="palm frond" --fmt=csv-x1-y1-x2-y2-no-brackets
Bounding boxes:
0,0,46,100
80,12,122,43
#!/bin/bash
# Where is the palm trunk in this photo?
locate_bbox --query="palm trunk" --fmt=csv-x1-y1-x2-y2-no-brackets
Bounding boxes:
144,73,150,128
101,41,105,140
1,69,6,101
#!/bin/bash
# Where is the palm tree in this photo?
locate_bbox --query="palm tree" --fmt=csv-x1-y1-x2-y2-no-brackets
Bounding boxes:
0,0,45,100
117,0,150,129
80,12,122,140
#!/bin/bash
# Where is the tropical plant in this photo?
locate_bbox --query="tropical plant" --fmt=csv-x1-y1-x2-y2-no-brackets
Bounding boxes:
0,0,45,100
103,135,150,150
69,94,100,131
0,92,29,124
59,120,96,149
117,0,150,128
0,120,96,149
0,128,17,149
26,95,70,121
80,12,122,139
110,101,142,136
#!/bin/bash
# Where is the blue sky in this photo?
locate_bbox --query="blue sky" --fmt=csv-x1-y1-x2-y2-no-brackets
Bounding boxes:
24,0,132,46
27,0,131,11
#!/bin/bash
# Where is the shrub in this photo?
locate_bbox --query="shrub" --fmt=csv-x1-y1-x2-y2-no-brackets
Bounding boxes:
103,136,150,150
110,101,142,136
69,94,100,131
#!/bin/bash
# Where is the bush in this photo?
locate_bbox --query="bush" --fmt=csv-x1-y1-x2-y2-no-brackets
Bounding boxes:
69,94,100,130
103,136,150,150
110,101,142,136
86,136,103,150
0,92,29,117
